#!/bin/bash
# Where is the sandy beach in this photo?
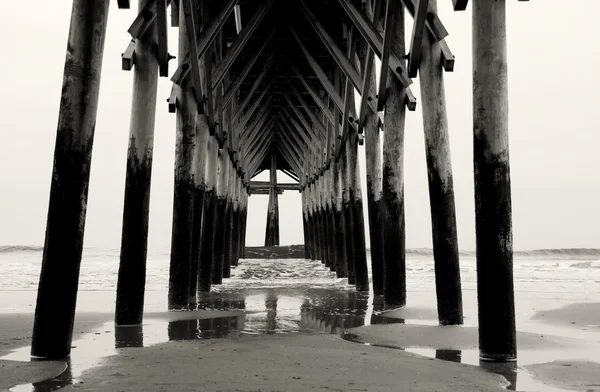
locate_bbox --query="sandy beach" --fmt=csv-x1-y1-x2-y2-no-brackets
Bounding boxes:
1,300,599,391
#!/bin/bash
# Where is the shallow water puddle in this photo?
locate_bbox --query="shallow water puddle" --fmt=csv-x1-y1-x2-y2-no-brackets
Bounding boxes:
340,332,591,392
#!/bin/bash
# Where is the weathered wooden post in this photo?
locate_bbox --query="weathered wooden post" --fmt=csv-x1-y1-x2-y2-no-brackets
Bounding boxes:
168,3,197,308
190,114,209,299
381,0,407,308
198,134,218,292
115,0,159,326
31,0,110,359
339,143,355,283
231,172,242,266
240,185,249,258
212,146,229,284
419,0,463,325
264,152,280,246
473,0,516,361
346,119,369,291
301,185,312,259
357,41,384,296
332,155,348,277
223,156,234,278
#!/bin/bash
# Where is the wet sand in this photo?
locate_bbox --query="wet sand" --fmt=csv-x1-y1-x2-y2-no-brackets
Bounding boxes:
1,302,599,391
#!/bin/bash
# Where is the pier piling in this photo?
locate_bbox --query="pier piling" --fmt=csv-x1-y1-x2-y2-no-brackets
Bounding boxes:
381,0,407,308
419,0,463,325
473,0,517,361
116,0,159,326
31,0,110,359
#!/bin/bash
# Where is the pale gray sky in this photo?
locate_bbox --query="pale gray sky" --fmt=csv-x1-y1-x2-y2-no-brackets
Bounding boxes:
0,1,598,251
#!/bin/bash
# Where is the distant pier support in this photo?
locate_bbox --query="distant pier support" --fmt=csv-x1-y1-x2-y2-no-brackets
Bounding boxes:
473,0,517,361
212,146,229,285
32,0,110,359
419,0,463,325
332,155,348,277
168,4,196,309
198,135,218,292
115,0,159,326
230,171,241,267
381,1,407,308
190,114,209,300
346,121,369,292
264,152,280,246
358,32,384,296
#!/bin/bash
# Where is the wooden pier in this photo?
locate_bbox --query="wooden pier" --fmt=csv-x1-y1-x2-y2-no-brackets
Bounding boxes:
31,0,523,362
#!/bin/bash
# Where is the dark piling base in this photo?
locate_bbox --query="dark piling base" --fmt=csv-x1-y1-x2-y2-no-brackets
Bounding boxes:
325,204,335,272
198,190,216,293
368,198,384,296
223,200,233,279
168,181,194,308
116,159,152,325
211,197,227,285
343,201,356,285
475,155,516,360
334,206,348,278
428,169,463,325
351,197,369,292
189,186,205,300
381,170,407,307
231,206,240,266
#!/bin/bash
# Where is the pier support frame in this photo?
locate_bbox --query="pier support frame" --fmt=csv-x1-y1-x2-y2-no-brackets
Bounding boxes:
116,0,159,326
168,3,197,309
473,0,516,361
419,0,463,325
32,0,110,359
381,1,407,308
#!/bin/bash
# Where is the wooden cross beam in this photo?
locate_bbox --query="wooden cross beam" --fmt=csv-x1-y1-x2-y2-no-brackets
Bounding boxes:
245,122,274,166
211,0,276,89
241,107,274,151
121,39,136,71
275,139,301,173
337,23,356,158
276,137,303,172
171,0,239,85
282,86,327,139
181,0,205,111
295,0,363,92
279,102,321,153
401,0,448,40
277,120,310,160
171,0,179,27
168,84,177,112
128,0,170,38
223,44,276,107
452,0,468,11
156,0,169,77
238,83,274,132
276,116,317,156
232,60,275,123
335,0,411,87
288,63,340,129
407,0,430,78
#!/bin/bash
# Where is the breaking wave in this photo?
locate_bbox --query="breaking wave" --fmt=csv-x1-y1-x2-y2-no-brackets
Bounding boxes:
0,245,44,253
2,244,600,261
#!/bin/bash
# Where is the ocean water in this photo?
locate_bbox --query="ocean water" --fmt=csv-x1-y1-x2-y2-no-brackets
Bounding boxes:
0,245,599,315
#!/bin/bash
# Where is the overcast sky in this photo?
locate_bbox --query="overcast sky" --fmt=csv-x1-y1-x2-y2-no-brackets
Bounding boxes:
0,1,598,251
